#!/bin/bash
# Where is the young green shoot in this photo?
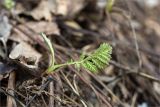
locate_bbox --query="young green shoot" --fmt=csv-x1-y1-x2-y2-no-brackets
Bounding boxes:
41,33,112,73
41,33,55,72
106,0,115,12
4,0,15,10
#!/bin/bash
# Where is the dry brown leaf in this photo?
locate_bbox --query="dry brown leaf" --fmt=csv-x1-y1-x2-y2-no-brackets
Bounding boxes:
0,15,12,42
14,0,86,21
24,21,60,35
56,0,85,17
145,19,160,37
9,27,32,43
10,21,59,44
9,42,42,68
31,0,85,19
30,0,52,21
0,14,12,57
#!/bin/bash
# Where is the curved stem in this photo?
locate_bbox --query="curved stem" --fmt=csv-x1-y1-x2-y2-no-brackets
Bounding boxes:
48,61,82,73
41,33,55,72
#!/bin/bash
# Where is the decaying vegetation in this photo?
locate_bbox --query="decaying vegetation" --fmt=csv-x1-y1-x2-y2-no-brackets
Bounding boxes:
0,0,160,107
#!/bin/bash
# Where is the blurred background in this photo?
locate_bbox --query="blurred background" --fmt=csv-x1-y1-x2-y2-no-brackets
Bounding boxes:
0,0,160,107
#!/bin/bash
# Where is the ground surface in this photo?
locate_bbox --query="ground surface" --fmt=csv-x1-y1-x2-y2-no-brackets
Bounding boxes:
0,0,160,107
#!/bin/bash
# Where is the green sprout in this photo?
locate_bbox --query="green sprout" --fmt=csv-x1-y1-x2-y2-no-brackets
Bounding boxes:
41,33,55,72
106,0,115,12
4,0,15,10
41,33,112,73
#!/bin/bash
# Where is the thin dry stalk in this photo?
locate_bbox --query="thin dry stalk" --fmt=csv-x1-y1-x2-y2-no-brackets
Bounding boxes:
48,81,54,107
7,71,16,107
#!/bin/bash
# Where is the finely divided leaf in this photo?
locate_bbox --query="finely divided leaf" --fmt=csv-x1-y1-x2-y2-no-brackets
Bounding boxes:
81,43,112,73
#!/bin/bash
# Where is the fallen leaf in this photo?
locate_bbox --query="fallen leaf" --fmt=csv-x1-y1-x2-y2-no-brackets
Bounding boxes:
55,0,85,17
14,0,86,21
9,27,32,43
9,42,42,69
22,21,60,35
0,14,12,57
30,0,52,21
0,14,12,43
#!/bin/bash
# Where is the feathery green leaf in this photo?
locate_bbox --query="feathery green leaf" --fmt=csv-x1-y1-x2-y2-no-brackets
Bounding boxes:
41,33,112,74
80,43,112,73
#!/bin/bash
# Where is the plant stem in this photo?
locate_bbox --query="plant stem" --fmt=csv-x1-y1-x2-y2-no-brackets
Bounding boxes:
41,33,55,72
106,0,115,12
47,61,82,73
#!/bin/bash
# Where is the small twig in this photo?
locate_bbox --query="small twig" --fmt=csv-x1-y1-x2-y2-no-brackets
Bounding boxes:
110,60,160,83
48,79,54,107
7,71,16,107
131,93,138,107
10,89,26,99
41,95,48,107
86,70,124,106
26,77,53,107
127,10,142,69
61,71,88,107
68,66,113,107
73,74,88,107
0,87,25,107
42,90,80,106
